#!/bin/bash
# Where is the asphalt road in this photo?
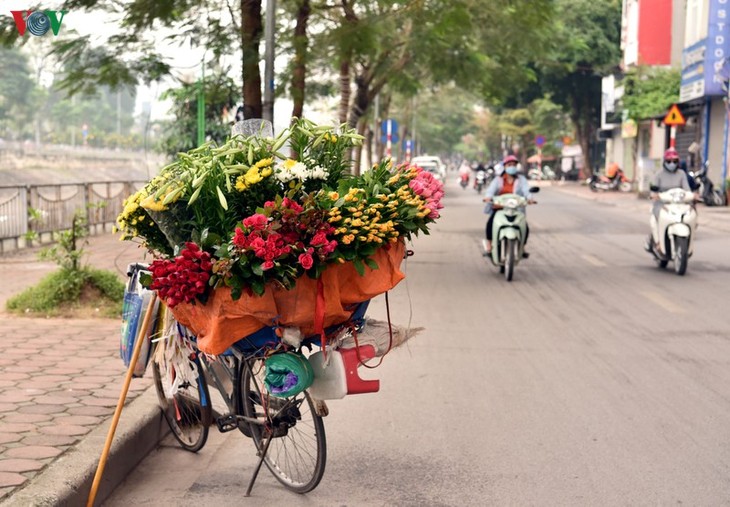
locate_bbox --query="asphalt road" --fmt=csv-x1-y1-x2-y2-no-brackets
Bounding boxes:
105,178,730,506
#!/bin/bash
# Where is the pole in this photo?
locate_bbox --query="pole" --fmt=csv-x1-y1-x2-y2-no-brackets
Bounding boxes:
374,94,380,159
197,59,205,146
386,119,392,159
116,91,121,137
669,126,677,148
411,96,417,157
263,0,276,124
87,294,158,507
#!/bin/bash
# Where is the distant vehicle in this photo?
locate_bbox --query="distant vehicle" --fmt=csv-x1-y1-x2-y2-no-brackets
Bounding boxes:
411,155,446,182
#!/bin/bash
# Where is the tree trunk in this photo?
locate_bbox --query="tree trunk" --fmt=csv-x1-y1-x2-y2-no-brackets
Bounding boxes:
290,0,310,120
376,93,391,161
365,123,373,169
352,117,368,175
338,58,351,125
571,99,593,178
241,0,263,119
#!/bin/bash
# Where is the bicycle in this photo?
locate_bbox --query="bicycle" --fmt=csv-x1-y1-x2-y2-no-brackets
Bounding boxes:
131,263,372,495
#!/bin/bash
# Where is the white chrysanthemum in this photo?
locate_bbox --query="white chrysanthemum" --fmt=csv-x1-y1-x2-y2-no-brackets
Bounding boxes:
310,165,329,180
275,159,305,182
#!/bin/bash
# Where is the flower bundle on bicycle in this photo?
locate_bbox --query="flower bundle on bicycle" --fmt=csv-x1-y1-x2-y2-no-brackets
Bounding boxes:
117,118,443,356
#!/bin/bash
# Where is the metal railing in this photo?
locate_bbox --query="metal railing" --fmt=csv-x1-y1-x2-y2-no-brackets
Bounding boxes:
0,181,146,253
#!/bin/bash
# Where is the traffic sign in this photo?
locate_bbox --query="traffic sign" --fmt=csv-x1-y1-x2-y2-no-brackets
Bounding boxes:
663,104,686,126
381,133,400,144
535,135,546,147
381,118,398,135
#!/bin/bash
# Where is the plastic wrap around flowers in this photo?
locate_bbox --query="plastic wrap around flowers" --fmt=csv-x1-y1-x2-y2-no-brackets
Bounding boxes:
116,118,444,308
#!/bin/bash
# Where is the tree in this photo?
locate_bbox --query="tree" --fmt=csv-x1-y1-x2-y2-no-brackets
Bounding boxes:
0,48,38,140
537,0,622,174
4,0,264,120
157,73,241,156
621,66,681,121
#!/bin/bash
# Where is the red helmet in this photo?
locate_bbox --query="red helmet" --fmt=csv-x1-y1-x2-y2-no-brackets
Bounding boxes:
663,148,679,161
503,155,518,165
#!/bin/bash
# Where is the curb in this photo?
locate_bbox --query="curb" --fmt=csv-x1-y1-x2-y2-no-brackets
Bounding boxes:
2,387,168,507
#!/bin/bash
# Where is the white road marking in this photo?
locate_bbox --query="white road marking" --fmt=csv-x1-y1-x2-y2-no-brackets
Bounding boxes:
640,291,686,314
582,254,607,267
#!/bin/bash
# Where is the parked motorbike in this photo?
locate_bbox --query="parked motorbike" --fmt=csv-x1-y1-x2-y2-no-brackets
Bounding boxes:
474,171,486,192
528,165,556,181
689,161,726,206
484,187,539,281
646,186,697,276
459,173,469,189
588,168,632,192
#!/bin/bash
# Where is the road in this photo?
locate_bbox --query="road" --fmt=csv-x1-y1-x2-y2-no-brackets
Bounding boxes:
105,178,730,506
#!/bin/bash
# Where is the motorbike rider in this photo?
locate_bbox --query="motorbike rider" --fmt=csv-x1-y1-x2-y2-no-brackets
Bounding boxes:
645,147,693,250
482,154,535,257
458,160,471,185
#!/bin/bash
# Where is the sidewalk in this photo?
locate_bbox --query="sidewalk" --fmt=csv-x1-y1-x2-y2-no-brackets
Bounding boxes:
548,180,730,233
0,234,167,506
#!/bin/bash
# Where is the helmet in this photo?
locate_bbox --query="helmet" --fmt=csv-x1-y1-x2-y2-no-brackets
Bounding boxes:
663,148,679,161
503,155,518,166
663,148,680,172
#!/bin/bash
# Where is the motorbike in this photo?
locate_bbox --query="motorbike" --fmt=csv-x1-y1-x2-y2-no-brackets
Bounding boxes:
588,168,632,192
646,186,697,276
474,170,486,192
689,161,726,206
483,187,539,281
528,165,556,181
459,173,469,189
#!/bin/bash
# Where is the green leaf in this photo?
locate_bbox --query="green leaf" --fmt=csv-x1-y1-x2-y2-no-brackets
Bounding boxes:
353,259,365,276
364,258,379,270
251,280,265,296
251,263,264,276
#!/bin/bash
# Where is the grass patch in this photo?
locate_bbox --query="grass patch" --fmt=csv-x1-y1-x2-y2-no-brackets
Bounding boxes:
6,267,125,318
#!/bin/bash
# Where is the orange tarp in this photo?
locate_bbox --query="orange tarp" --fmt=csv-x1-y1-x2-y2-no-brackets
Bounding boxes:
170,241,406,355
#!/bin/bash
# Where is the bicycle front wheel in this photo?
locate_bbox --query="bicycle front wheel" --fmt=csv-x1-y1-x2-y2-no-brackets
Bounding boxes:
238,357,326,493
152,349,212,452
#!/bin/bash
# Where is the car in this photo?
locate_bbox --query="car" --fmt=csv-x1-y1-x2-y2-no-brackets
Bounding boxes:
411,156,445,182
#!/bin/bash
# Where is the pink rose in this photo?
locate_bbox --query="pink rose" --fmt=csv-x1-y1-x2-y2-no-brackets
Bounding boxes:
310,231,328,247
409,179,426,195
298,253,314,270
262,260,275,270
242,213,268,230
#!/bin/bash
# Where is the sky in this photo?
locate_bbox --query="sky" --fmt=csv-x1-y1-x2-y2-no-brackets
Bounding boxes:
54,5,338,131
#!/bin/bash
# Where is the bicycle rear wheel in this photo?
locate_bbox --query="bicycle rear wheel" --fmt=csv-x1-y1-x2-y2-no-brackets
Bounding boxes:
152,349,212,452
238,357,326,493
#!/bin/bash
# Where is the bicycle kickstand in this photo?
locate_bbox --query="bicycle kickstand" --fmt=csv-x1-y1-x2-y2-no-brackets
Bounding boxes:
244,432,274,497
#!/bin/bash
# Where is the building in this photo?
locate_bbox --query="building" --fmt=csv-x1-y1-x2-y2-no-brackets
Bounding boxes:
679,0,730,189
602,0,688,191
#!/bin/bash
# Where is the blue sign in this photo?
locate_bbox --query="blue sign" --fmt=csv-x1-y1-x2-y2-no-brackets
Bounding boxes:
381,118,398,135
535,135,546,147
705,0,730,96
381,133,400,144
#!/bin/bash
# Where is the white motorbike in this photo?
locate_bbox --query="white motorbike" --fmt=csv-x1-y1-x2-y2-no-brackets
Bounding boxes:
483,188,539,281
646,186,698,276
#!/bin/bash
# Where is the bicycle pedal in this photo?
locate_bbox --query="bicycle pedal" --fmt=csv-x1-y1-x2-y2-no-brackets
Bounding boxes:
215,415,239,433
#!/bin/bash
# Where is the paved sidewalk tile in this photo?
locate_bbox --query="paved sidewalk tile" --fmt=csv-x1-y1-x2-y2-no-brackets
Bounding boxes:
0,233,153,501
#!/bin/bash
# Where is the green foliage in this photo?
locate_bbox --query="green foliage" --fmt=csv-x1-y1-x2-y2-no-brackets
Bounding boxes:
411,87,477,157
6,267,124,317
157,74,241,157
40,210,89,271
622,66,681,121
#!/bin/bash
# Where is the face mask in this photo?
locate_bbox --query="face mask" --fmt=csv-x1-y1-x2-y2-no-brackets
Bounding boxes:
505,166,518,176
665,162,678,172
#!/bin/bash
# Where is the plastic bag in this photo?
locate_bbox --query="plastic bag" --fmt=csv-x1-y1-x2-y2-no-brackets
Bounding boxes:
120,264,160,377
